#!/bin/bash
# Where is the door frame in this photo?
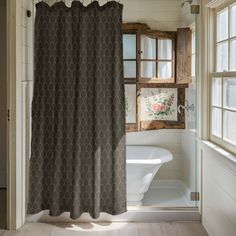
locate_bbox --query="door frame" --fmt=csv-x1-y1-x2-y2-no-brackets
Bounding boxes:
6,0,25,230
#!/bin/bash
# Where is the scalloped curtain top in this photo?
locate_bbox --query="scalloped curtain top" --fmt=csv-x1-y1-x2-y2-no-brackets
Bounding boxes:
36,1,123,11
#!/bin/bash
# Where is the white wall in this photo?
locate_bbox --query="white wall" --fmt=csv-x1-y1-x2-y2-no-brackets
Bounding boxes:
201,142,236,236
180,0,198,27
122,0,182,30
181,130,196,192
0,0,7,188
60,0,182,30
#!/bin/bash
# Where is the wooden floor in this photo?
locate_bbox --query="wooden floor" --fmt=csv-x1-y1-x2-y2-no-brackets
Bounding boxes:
0,222,208,236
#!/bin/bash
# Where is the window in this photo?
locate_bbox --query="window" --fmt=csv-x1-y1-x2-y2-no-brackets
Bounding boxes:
140,35,174,81
210,2,236,152
123,34,137,79
123,23,192,132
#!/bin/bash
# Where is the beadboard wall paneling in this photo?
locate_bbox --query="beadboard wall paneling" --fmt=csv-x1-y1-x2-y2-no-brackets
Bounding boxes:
201,142,236,236
181,130,196,193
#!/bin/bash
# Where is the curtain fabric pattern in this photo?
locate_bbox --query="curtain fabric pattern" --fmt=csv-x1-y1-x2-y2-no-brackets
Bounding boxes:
28,1,126,219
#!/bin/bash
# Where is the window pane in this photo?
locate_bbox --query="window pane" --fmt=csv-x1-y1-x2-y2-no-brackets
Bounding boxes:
141,35,156,60
224,110,236,144
123,34,136,59
217,41,228,72
125,84,136,123
230,39,236,71
212,107,222,137
158,62,172,78
217,8,228,42
141,61,156,78
158,39,172,60
223,78,236,109
124,61,136,78
212,78,222,106
230,4,236,37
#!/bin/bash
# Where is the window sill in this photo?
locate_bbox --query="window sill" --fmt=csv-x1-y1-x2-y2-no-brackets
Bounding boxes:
200,140,236,165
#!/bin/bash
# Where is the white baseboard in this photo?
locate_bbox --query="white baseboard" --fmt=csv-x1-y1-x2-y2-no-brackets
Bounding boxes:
26,208,200,223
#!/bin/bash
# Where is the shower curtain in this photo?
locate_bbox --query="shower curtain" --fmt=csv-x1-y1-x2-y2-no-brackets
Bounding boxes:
28,0,126,219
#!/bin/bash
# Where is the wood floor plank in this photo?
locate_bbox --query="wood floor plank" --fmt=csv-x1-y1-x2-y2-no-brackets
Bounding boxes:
177,222,209,236
51,222,122,236
1,223,31,236
138,223,163,236
159,222,184,236
0,222,209,236
22,223,53,236
117,223,139,236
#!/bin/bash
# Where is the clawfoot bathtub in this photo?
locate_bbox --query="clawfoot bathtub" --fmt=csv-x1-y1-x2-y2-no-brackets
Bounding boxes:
126,145,173,206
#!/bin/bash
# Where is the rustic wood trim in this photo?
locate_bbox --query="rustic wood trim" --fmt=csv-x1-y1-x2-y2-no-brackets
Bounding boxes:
126,124,138,132
141,30,176,39
124,78,136,84
123,59,137,61
140,59,157,62
176,27,192,84
173,34,177,83
140,120,185,130
156,38,159,80
137,29,141,131
139,82,188,88
122,23,150,31
123,23,189,132
139,78,175,84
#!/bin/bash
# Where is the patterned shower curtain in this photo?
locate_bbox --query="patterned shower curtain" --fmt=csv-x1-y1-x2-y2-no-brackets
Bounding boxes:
28,1,126,219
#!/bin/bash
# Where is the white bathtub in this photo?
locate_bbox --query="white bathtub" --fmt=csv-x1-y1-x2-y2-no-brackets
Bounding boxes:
126,145,173,206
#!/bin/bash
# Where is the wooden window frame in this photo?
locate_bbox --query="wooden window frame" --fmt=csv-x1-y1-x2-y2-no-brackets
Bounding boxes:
210,1,236,155
123,23,187,132
139,30,176,84
123,28,139,132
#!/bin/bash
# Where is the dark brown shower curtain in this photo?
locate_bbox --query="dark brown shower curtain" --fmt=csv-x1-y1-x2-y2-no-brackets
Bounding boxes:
28,1,126,219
